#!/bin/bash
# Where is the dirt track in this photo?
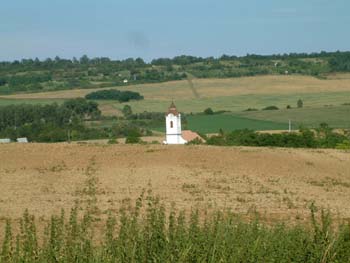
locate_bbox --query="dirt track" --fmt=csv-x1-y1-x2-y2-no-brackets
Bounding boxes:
0,143,349,224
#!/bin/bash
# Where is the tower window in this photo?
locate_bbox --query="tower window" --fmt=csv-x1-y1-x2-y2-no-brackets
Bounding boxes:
170,121,173,128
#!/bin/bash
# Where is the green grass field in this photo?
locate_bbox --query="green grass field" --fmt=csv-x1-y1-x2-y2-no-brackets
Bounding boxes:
111,91,350,114
152,114,287,133
1,75,350,133
185,114,287,133
0,98,65,106
236,105,350,129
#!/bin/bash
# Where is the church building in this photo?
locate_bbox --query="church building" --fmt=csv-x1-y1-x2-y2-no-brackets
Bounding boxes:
163,102,204,145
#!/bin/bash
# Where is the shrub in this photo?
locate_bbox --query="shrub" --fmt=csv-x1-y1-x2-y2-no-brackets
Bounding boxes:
336,140,350,149
262,106,279,110
125,134,142,144
243,108,259,111
107,138,118,144
203,107,214,115
206,126,346,149
297,99,304,108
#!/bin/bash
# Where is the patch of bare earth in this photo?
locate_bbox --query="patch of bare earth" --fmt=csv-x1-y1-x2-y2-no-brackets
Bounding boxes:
0,144,349,227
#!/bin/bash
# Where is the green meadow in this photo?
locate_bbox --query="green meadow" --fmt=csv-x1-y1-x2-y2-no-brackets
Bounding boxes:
0,98,65,106
185,114,287,133
237,105,350,129
113,91,350,114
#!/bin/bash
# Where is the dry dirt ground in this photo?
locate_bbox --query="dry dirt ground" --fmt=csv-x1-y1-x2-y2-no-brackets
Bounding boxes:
0,144,349,227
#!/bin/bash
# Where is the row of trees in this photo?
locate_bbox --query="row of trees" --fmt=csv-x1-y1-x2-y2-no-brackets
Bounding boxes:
0,100,156,142
1,51,350,94
85,89,144,102
0,99,104,142
205,124,349,149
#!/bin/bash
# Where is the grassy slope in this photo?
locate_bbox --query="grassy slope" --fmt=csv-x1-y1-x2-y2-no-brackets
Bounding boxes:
0,98,65,106
1,75,350,131
236,105,350,129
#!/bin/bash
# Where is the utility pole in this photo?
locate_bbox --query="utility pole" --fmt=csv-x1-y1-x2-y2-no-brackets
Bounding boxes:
67,116,72,143
288,119,292,133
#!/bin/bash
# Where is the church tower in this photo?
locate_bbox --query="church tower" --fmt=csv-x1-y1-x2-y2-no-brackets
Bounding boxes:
164,102,187,144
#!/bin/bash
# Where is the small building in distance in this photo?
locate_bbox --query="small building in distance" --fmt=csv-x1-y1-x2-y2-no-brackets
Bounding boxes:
0,138,11,143
163,102,204,145
17,137,28,143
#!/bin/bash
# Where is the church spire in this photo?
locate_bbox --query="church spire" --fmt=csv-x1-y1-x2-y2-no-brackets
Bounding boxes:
167,101,179,116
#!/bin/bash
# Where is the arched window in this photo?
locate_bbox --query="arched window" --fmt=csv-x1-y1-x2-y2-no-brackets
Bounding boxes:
170,121,173,128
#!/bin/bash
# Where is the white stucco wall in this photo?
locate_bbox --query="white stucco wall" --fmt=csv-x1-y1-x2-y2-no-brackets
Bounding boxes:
165,113,187,144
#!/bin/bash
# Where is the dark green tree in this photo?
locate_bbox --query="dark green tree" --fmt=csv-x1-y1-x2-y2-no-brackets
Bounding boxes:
297,99,303,108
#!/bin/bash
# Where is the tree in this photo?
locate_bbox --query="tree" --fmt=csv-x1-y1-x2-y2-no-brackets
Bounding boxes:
297,99,303,108
79,55,90,64
204,108,214,115
262,106,279,110
122,105,133,118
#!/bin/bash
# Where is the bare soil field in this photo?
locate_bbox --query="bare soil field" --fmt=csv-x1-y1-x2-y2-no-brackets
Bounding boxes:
0,143,349,227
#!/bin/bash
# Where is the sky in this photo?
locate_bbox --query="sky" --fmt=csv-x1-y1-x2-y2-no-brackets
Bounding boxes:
0,0,349,61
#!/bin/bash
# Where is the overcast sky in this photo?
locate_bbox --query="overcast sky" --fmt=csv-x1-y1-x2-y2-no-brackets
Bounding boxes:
0,0,349,61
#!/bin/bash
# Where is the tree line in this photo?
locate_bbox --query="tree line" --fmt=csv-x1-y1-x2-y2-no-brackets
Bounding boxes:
1,51,350,94
85,89,144,102
0,99,105,142
204,125,349,149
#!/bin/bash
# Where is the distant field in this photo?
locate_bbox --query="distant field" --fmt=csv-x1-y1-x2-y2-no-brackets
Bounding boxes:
120,91,350,114
0,98,65,106
1,75,350,130
184,114,287,133
237,105,350,129
152,114,287,133
1,75,350,114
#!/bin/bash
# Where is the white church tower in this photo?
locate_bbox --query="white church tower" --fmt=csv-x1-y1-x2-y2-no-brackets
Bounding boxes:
164,101,187,144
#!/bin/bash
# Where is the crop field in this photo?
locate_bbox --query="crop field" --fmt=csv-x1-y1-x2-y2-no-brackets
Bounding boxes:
1,75,350,132
184,114,287,133
1,75,350,114
237,105,350,129
0,98,65,106
0,143,349,226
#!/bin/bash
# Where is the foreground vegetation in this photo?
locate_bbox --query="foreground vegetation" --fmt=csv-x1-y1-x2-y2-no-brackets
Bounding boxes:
205,124,350,149
1,51,350,94
1,190,350,262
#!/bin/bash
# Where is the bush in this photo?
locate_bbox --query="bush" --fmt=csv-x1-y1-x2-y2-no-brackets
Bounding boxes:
262,106,279,110
336,140,350,149
203,107,214,115
125,134,142,144
243,108,259,111
297,99,304,108
107,138,118,144
206,125,346,149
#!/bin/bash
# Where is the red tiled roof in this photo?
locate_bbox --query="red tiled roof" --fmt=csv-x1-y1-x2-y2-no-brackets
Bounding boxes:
182,130,205,143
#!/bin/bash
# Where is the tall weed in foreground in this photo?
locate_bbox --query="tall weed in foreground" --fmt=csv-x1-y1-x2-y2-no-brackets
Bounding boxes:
1,192,350,262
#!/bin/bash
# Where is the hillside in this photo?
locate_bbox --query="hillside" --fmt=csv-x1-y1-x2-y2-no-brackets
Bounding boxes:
0,51,350,94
